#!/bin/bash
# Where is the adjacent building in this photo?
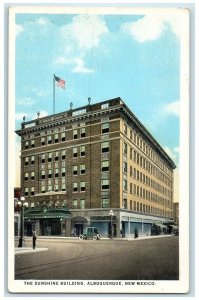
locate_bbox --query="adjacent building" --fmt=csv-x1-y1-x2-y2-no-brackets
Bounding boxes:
15,97,176,237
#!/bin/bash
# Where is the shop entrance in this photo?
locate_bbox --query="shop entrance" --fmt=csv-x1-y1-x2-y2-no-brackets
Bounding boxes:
74,224,83,236
40,219,61,236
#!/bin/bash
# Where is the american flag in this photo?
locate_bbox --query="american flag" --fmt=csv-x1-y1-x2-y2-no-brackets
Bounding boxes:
54,75,65,89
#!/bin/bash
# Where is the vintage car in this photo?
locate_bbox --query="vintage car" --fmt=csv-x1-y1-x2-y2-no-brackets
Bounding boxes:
79,227,101,240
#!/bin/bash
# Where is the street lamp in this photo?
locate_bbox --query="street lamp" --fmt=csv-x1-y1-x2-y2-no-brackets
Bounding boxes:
109,210,114,239
18,196,28,247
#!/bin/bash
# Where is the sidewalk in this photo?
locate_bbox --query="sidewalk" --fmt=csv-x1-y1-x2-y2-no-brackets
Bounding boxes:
15,247,48,255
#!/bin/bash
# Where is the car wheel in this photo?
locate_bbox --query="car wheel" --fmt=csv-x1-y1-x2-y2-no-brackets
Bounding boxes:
97,234,101,240
92,235,97,240
79,235,84,240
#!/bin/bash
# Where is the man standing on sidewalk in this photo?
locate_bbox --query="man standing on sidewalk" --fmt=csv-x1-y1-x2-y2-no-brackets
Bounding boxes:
32,231,37,249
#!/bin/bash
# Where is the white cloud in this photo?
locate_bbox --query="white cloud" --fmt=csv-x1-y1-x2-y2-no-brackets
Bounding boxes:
15,113,29,121
36,17,49,26
15,24,24,37
122,13,184,43
17,97,34,106
163,145,179,165
163,100,180,117
32,110,48,120
54,15,108,73
60,14,108,50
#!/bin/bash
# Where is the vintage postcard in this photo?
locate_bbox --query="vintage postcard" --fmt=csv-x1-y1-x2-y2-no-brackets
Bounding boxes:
8,5,189,294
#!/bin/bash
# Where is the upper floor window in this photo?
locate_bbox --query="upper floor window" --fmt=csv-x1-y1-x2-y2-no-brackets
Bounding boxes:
31,140,35,148
31,187,35,196
101,160,109,172
24,172,28,181
25,187,29,196
101,198,110,208
73,147,78,158
80,164,86,175
80,145,85,156
61,132,66,142
61,150,66,160
54,152,59,161
73,129,78,140
123,198,127,209
25,157,29,166
73,165,78,175
48,153,52,162
101,142,109,153
47,135,52,144
123,161,127,173
124,124,127,135
124,142,127,155
101,179,109,190
80,128,86,138
54,133,59,143
101,103,109,109
80,199,85,209
41,137,45,146
31,171,35,180
41,154,45,164
123,179,127,191
72,199,78,208
102,123,109,134
80,181,86,192
31,156,35,165
73,182,78,192
61,167,65,177
25,141,29,149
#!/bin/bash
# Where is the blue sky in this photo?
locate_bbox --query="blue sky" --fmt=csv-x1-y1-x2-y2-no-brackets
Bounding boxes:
15,12,181,167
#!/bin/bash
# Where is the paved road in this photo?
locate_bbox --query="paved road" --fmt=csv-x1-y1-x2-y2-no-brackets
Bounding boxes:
15,236,179,280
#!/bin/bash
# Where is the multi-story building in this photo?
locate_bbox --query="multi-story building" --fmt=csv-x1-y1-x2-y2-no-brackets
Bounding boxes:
15,97,176,237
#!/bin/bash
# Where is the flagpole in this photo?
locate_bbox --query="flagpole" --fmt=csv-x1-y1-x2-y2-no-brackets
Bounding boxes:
53,74,55,114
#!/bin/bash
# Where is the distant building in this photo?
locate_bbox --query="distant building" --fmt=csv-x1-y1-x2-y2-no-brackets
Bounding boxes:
15,97,176,237
173,202,179,225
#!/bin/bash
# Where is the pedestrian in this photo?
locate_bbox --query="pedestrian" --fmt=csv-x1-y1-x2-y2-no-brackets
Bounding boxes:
134,228,138,239
32,230,37,249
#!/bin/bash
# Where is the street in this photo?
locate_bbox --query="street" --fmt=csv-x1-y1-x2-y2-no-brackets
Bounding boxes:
15,236,179,280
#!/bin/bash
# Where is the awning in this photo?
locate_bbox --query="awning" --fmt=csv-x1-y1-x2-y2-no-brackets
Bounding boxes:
156,223,167,228
24,208,72,220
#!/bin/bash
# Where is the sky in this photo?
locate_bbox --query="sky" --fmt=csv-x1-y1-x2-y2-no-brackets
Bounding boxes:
15,12,182,198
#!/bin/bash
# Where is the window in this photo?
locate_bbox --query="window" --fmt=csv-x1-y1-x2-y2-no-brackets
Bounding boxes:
80,199,85,209
31,156,35,165
73,129,78,139
48,185,52,192
31,187,34,196
101,103,109,109
31,140,35,148
130,166,132,177
124,124,127,135
80,164,86,175
123,179,127,191
134,168,136,179
25,157,29,166
130,182,132,194
47,135,52,144
41,137,45,146
137,186,139,197
124,142,127,155
72,199,78,209
80,145,85,156
73,165,78,175
101,179,109,190
25,141,29,149
123,198,127,209
55,168,59,178
130,130,133,140
137,170,139,181
41,186,45,193
55,184,59,192
80,181,86,192
31,171,34,180
130,147,133,159
41,170,45,180
134,201,136,211
73,147,78,158
48,170,52,178
101,142,109,153
55,152,59,161
24,172,28,181
48,153,52,162
61,132,66,142
62,200,67,207
41,154,45,164
72,109,86,116
123,161,127,173
101,160,109,172
61,150,66,160
73,182,78,192
80,128,86,138
54,133,59,143
62,183,66,191
25,188,28,196
62,167,65,177
102,123,109,134
101,198,109,208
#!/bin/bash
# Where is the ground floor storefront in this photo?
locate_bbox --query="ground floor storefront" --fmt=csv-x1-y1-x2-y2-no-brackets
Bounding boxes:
15,208,174,238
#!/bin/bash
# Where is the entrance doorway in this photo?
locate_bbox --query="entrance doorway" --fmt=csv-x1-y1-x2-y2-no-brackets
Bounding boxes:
40,219,61,236
74,224,83,236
